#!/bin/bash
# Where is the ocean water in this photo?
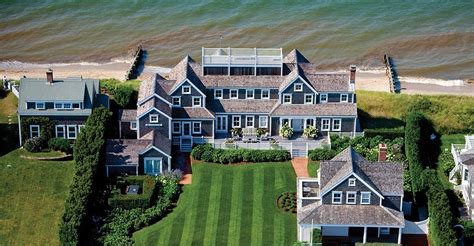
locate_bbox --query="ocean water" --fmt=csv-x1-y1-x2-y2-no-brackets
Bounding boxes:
0,1,473,80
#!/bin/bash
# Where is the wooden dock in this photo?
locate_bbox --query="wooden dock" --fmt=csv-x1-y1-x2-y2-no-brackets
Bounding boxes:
125,45,144,81
384,53,401,93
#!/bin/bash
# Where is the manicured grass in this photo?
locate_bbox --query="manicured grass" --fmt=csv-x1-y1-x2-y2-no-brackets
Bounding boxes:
308,161,320,177
17,148,65,158
133,163,297,246
0,149,74,245
357,90,474,134
0,92,18,124
440,134,465,151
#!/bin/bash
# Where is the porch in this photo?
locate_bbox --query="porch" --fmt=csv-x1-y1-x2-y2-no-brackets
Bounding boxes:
299,226,403,245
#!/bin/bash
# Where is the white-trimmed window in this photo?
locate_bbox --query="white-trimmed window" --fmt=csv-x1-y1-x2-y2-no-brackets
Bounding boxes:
130,121,137,130
67,125,77,139
55,125,65,138
246,89,254,99
346,192,357,204
149,114,159,123
192,97,201,107
348,178,356,186
340,94,349,103
332,118,341,131
182,85,191,94
192,122,201,134
294,83,303,92
304,94,314,104
64,103,72,109
30,125,40,138
232,115,241,128
259,116,268,128
78,125,85,133
214,89,223,99
320,93,328,103
321,118,330,131
332,191,342,204
230,89,238,99
172,97,181,106
172,122,181,134
261,89,270,99
35,102,45,110
144,157,162,175
361,192,371,204
380,227,390,235
246,116,254,128
54,103,63,109
283,94,292,104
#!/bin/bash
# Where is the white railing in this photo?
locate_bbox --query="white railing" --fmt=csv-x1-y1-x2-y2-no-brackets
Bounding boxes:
449,144,466,181
172,136,214,145
212,141,293,154
202,47,282,67
9,83,19,98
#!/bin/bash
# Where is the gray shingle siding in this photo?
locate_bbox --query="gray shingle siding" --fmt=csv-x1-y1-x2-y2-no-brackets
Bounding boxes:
321,175,380,205
341,118,355,132
281,78,315,104
171,120,213,137
138,109,169,139
171,81,203,107
120,121,137,139
382,196,402,211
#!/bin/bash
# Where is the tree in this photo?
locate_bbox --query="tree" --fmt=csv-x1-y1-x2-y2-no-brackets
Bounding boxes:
114,85,134,108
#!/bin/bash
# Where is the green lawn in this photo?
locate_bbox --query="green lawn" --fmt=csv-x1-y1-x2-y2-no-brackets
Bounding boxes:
17,148,65,158
440,134,465,151
357,90,474,134
308,161,320,177
0,149,74,245
0,91,18,124
133,163,297,246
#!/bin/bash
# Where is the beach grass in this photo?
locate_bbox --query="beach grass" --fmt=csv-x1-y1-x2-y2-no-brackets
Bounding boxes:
0,149,74,246
0,91,18,124
357,90,474,134
133,162,297,246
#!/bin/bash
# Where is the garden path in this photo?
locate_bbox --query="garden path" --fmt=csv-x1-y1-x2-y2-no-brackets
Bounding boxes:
291,157,309,177
176,153,192,185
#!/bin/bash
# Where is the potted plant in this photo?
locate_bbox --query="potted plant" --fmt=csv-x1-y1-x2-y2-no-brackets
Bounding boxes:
256,128,267,138
303,125,318,139
279,122,293,140
230,127,242,137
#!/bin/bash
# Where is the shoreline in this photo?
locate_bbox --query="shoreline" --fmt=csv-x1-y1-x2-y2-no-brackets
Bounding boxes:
1,60,472,97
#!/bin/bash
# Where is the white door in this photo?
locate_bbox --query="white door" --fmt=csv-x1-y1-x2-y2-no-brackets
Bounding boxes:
216,116,227,132
182,122,192,136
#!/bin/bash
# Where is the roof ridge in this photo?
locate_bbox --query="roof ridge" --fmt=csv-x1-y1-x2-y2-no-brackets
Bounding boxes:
381,206,405,225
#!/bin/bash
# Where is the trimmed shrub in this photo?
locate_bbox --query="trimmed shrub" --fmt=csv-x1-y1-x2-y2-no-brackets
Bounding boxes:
108,176,156,210
23,137,44,152
308,148,337,161
191,144,213,160
192,144,291,164
48,137,71,153
405,112,428,196
439,150,455,176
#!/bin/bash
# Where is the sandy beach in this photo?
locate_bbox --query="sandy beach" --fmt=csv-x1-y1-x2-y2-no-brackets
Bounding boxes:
1,61,472,97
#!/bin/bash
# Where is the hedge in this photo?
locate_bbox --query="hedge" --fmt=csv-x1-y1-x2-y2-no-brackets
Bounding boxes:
108,176,156,210
191,144,291,164
364,128,405,139
423,170,457,245
404,112,428,196
58,107,111,245
308,148,337,161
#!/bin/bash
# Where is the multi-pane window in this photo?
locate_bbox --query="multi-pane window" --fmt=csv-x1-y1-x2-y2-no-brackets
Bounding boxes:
246,89,254,99
67,125,77,139
214,89,223,99
192,97,201,107
172,97,181,106
294,83,303,92
361,192,371,204
232,115,241,128
30,125,40,138
56,125,65,138
246,116,254,128
304,94,314,104
320,94,328,103
348,178,356,186
346,192,357,204
144,158,162,175
321,118,330,131
283,94,292,104
64,103,72,109
332,119,341,131
182,86,191,94
340,94,349,102
259,116,268,128
261,89,270,99
332,191,342,204
173,122,181,133
149,114,159,123
35,102,45,109
192,122,201,134
230,89,238,99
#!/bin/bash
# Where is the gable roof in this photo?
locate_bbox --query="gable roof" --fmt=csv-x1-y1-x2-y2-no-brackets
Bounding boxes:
105,139,151,165
270,103,357,117
208,99,278,113
168,56,206,97
283,49,310,64
137,74,172,106
172,107,215,119
320,147,404,197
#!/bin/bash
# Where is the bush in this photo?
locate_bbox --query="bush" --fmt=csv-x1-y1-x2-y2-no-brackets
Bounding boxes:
48,137,71,153
114,85,134,108
192,144,291,164
439,150,455,176
364,128,405,139
108,176,156,210
21,117,53,144
309,148,337,161
23,137,44,152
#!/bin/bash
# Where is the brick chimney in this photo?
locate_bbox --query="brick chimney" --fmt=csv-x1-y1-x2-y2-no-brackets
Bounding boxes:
46,69,53,84
378,143,387,162
350,65,356,84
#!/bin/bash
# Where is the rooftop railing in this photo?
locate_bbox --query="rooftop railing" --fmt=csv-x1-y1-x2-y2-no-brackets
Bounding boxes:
202,47,282,67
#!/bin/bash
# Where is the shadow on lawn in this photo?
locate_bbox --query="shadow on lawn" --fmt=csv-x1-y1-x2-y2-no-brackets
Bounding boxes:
357,109,405,129
0,123,19,157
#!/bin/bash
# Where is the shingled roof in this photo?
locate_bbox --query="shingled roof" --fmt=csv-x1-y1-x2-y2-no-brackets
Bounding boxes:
298,204,405,227
283,49,310,64
172,107,215,119
270,103,357,116
208,99,279,113
105,139,151,165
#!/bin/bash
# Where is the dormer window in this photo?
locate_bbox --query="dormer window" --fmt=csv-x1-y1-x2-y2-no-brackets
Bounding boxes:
294,83,303,92
214,89,223,99
64,103,72,109
348,178,356,186
35,102,45,110
246,89,254,99
332,191,342,204
72,103,80,109
230,89,238,99
320,94,328,103
340,94,349,103
182,86,191,94
261,89,270,99
149,114,159,123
